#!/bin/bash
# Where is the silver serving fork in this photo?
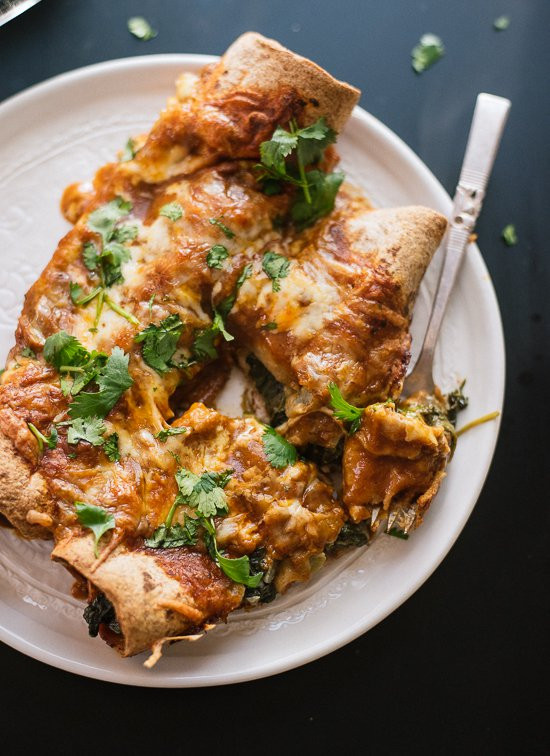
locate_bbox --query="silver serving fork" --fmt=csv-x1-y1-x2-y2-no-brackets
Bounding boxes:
404,93,511,396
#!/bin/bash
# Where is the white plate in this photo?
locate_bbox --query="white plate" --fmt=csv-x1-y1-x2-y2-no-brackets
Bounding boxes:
0,55,504,687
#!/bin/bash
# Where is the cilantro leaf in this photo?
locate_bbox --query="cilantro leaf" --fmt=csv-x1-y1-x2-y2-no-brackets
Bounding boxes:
83,241,100,270
156,426,188,442
159,202,183,221
328,382,364,433
69,282,83,305
494,16,510,31
261,322,277,331
27,422,58,452
135,314,184,374
175,467,233,518
191,310,233,361
259,125,298,175
145,515,199,549
411,34,445,74
262,426,297,469
127,16,157,41
295,117,337,165
21,346,36,359
202,517,262,588
291,170,344,230
206,244,229,269
100,242,131,287
69,347,133,419
43,331,90,371
87,197,132,244
111,224,138,243
262,251,291,292
67,416,106,446
217,263,252,318
103,433,120,462
120,137,136,162
74,501,115,557
208,217,235,239
502,224,518,246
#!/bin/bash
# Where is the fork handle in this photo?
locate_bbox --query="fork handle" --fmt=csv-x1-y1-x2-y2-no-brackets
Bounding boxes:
408,93,511,391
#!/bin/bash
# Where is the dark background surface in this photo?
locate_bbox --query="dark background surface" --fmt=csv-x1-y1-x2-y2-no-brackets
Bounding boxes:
1,1,548,753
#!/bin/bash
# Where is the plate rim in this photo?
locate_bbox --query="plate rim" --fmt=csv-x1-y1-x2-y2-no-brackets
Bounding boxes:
0,53,505,687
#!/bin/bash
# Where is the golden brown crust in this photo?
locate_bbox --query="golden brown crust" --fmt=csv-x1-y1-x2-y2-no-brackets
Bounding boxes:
0,431,52,539
214,33,360,133
52,535,243,656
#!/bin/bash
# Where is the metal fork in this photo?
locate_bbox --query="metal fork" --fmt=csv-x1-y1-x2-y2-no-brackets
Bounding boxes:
404,93,511,396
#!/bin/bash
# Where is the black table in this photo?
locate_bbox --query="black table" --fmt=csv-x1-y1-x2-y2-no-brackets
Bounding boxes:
1,1,548,752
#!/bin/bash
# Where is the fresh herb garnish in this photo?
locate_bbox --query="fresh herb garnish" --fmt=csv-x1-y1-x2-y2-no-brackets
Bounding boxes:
69,347,133,420
261,322,278,331
191,310,233,361
77,198,138,325
262,425,297,469
262,251,291,292
74,501,115,557
155,426,188,442
494,16,510,30
411,34,445,74
206,244,229,269
127,16,157,41
27,423,58,452
257,117,341,229
103,433,120,462
208,217,235,239
174,467,233,518
159,202,183,221
67,416,106,446
120,137,136,162
502,224,518,246
134,314,184,374
202,516,263,588
21,346,36,359
145,515,199,548
217,263,252,319
87,197,132,244
43,330,91,371
328,382,364,433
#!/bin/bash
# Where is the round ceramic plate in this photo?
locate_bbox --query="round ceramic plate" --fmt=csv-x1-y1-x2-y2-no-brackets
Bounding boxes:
0,55,504,687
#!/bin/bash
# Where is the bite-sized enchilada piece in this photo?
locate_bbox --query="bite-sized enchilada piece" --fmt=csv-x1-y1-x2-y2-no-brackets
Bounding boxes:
53,403,344,656
342,390,462,535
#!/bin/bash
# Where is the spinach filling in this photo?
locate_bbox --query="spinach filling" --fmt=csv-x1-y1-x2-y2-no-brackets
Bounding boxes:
246,354,287,426
83,592,121,637
326,522,369,553
244,548,277,604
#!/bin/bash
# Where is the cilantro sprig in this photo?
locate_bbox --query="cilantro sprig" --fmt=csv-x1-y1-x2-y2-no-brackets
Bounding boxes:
146,466,262,587
71,198,139,328
134,314,185,374
191,310,234,362
208,217,235,239
257,117,343,229
159,202,183,221
69,347,133,420
328,382,364,433
27,423,58,453
262,426,297,469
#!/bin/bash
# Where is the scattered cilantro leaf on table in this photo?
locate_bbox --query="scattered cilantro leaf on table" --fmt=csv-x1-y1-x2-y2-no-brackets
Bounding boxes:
494,16,510,31
502,224,518,246
411,34,445,74
127,16,157,41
